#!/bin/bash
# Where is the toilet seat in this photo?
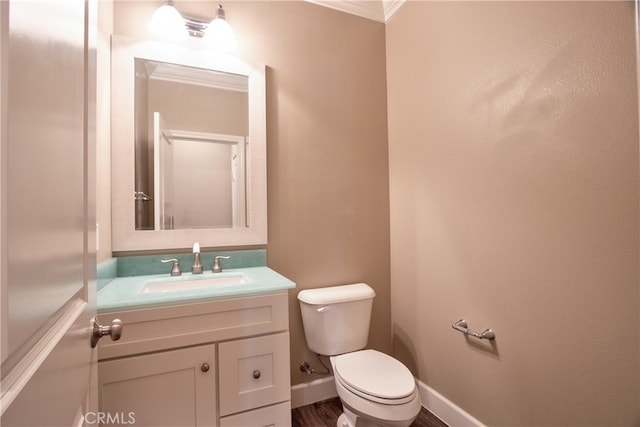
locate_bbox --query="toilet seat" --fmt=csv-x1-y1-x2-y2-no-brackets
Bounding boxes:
333,349,417,405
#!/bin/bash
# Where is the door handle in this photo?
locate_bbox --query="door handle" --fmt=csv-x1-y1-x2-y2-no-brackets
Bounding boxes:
91,317,123,348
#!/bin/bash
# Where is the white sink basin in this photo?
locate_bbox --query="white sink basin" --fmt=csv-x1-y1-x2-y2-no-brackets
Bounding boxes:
142,274,247,294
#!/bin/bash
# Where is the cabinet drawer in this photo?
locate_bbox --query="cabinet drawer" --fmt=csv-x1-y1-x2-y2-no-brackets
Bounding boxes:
220,401,291,427
219,332,290,416
98,292,288,359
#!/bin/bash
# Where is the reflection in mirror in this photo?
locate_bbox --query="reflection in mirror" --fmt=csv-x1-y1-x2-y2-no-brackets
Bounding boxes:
134,59,249,231
111,36,266,251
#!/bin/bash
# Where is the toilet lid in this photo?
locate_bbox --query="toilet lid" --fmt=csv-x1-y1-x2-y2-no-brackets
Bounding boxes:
333,350,416,401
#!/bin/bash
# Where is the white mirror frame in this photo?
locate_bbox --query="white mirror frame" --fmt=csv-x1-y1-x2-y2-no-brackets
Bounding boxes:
111,35,267,251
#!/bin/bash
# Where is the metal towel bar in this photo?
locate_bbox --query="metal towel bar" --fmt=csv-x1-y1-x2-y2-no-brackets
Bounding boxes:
451,319,495,340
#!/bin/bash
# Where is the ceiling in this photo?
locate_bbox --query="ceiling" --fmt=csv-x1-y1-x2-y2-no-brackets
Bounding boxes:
304,0,406,23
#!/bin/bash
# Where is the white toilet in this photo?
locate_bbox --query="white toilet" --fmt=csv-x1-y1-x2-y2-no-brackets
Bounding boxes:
297,283,422,427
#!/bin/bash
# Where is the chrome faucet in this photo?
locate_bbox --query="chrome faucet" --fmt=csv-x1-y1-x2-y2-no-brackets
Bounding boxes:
213,255,230,273
192,242,203,274
161,258,182,276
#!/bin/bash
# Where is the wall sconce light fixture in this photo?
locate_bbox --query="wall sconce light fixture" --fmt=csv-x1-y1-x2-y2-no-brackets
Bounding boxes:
148,1,237,52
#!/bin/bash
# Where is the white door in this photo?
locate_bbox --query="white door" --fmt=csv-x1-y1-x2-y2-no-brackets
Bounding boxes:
162,130,245,229
0,0,99,425
153,112,174,230
230,137,247,228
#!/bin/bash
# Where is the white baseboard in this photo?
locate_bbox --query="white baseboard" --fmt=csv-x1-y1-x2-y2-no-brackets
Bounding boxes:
416,380,486,427
291,376,485,427
290,376,337,409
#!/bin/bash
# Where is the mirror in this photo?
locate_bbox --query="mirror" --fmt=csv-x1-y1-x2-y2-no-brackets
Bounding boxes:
112,35,266,251
135,59,249,231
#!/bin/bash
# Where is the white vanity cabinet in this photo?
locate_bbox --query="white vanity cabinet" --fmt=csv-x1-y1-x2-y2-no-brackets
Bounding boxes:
97,291,291,427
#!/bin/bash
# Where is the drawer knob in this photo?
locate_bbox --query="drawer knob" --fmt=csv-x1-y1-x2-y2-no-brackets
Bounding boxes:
201,363,210,372
252,370,261,379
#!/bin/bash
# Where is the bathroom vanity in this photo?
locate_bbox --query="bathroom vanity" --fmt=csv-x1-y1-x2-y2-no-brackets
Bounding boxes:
96,267,294,426
102,32,285,425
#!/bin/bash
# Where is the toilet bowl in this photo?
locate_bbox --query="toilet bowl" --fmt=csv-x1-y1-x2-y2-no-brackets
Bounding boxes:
331,350,422,427
297,283,422,427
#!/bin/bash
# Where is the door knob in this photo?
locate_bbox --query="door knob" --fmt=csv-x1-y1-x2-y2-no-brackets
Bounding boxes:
91,317,123,348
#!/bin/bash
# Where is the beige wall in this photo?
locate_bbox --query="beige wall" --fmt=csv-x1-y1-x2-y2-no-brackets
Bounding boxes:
387,2,639,425
147,80,247,135
109,0,390,385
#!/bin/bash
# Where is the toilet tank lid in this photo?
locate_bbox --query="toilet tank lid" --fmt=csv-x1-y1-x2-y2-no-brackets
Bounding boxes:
297,283,375,305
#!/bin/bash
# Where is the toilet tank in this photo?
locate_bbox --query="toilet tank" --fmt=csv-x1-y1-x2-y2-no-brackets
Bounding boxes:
297,283,375,356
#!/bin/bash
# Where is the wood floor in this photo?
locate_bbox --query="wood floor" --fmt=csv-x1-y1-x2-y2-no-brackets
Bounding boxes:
291,398,448,427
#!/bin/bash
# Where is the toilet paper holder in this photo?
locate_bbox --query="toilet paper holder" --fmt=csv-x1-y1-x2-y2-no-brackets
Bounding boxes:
452,319,495,340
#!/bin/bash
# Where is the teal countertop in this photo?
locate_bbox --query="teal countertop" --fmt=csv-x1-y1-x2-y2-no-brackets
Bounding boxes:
98,266,295,312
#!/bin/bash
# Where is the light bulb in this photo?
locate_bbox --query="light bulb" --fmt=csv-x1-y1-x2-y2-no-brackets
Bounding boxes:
148,2,188,42
202,6,237,52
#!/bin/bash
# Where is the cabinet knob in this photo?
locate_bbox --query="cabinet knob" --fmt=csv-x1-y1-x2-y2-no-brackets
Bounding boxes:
252,370,261,379
201,363,210,372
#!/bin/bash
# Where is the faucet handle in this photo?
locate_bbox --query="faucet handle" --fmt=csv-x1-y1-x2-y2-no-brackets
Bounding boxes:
213,255,230,273
161,258,182,276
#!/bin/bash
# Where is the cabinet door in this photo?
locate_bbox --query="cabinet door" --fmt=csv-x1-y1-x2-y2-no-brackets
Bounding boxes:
99,345,216,426
219,332,291,416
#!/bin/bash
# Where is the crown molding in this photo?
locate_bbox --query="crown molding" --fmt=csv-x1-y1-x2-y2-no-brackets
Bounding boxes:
305,0,406,23
383,0,405,22
143,61,248,92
